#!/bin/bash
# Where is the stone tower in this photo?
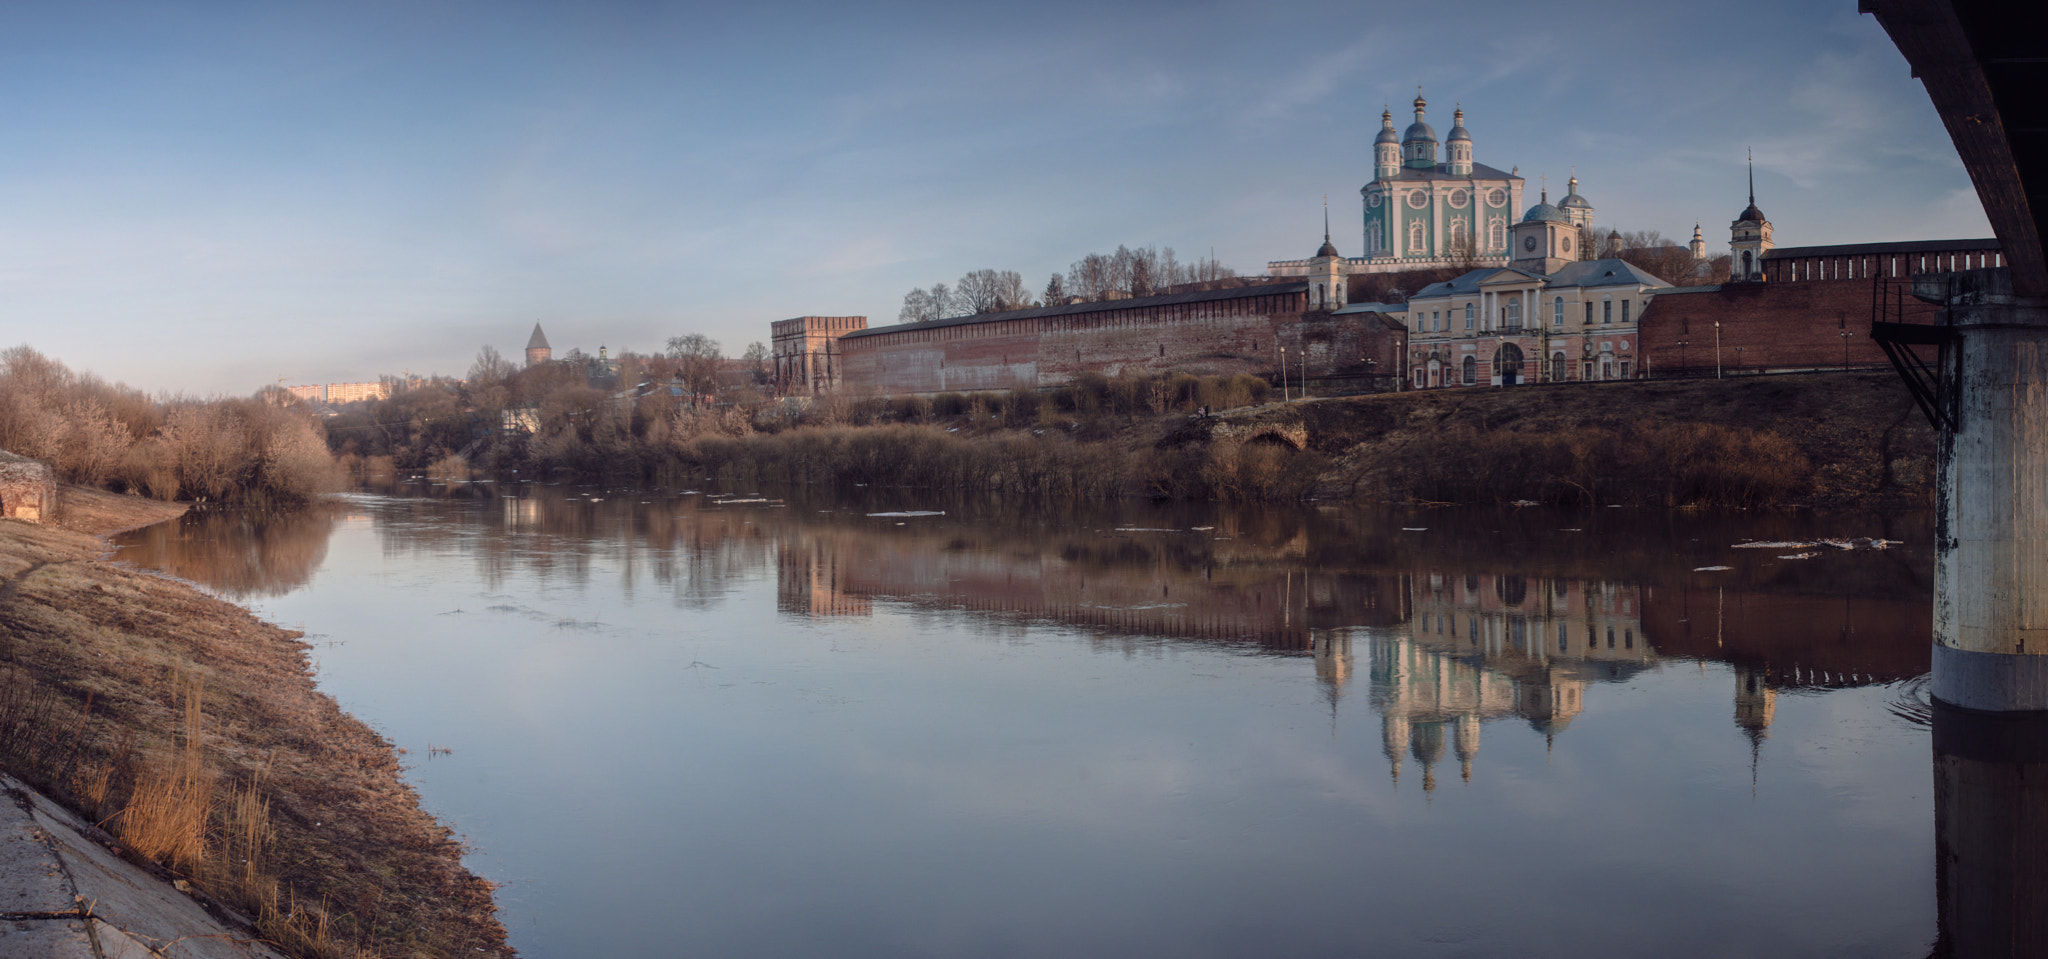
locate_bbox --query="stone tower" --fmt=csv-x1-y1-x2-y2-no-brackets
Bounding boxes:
525,323,553,367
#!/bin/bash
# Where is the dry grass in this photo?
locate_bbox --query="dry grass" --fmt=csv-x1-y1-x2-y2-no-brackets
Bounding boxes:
0,494,512,958
116,674,212,873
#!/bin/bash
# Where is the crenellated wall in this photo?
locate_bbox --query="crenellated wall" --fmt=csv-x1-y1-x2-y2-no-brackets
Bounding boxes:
837,283,1406,395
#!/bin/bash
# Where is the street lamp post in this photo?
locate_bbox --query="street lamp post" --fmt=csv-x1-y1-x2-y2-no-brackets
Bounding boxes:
1677,339,1689,375
1714,321,1723,379
1734,345,1746,373
1839,329,1854,369
1365,357,1378,392
1279,346,1288,402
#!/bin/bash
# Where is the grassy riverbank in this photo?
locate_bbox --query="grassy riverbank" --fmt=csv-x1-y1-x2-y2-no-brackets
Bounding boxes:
605,371,1929,510
0,487,510,958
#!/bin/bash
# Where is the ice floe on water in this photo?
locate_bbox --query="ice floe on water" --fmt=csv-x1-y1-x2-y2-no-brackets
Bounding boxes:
868,510,945,517
1693,565,1734,571
1734,538,1901,550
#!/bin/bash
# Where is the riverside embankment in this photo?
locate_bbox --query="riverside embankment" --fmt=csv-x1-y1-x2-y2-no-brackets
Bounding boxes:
0,487,511,959
635,371,1932,511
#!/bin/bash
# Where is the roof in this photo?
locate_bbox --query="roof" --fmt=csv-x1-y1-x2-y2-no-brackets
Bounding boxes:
842,282,1312,340
1522,202,1568,223
1414,266,1547,298
1315,237,1341,257
526,323,550,350
1545,259,1675,289
1734,202,1769,224
1333,301,1408,314
1411,259,1670,298
1762,237,2001,259
1380,161,1519,182
1403,120,1437,143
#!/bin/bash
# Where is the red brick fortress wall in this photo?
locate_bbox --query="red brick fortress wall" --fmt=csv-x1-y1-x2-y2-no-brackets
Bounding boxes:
837,285,1405,396
1637,280,1893,376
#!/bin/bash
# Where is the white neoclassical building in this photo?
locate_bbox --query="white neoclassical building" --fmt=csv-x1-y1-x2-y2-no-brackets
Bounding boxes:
1402,194,1671,388
1270,94,1597,279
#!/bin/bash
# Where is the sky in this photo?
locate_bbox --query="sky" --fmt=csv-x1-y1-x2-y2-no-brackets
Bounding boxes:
0,0,1995,396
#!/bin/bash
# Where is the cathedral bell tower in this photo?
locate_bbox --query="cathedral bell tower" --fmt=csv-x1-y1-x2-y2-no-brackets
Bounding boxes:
1729,154,1773,282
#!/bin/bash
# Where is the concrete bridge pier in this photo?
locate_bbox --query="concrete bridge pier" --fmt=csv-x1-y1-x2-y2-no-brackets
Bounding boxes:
1924,268,2048,711
1930,702,2048,956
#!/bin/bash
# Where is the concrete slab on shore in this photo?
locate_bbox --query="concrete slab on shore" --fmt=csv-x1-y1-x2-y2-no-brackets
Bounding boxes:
0,774,285,959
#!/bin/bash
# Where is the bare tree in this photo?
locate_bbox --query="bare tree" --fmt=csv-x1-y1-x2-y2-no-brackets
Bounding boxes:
467,345,515,388
899,287,938,323
666,333,724,397
742,342,770,383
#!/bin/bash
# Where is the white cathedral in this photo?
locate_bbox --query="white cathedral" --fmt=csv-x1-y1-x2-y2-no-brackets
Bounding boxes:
1268,93,1596,278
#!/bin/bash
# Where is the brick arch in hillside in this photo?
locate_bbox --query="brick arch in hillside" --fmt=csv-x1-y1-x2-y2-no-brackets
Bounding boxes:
1216,423,1308,451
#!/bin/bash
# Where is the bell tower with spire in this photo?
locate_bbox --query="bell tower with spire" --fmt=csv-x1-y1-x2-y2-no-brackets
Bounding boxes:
1729,152,1774,282
1374,107,1400,181
1309,200,1347,311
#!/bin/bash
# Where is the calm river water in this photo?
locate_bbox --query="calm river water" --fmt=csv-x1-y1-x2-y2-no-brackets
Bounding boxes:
117,484,1945,958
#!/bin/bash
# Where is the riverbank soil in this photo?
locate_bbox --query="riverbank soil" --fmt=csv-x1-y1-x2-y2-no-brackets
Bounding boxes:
1243,371,1931,509
0,486,512,958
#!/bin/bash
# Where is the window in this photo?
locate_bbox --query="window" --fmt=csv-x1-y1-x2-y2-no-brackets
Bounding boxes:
1554,297,1564,326
1607,627,1615,649
1585,302,1595,325
1505,297,1521,327
1603,299,1613,324
1465,304,1474,329
1489,219,1505,250
1432,310,1440,331
1620,300,1630,324
1558,623,1568,653
1620,360,1630,378
1410,221,1426,252
1461,355,1476,385
1552,352,1565,382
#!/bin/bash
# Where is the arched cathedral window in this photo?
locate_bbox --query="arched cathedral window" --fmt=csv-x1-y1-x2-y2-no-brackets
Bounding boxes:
1409,221,1426,254
1488,219,1505,251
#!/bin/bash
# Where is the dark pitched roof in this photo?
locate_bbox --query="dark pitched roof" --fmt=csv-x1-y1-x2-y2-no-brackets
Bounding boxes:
842,282,1311,340
1762,237,2000,259
526,323,551,351
1384,161,1519,183
1544,259,1674,289
1413,266,1547,298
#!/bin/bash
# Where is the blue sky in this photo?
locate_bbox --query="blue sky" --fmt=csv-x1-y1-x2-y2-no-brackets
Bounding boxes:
0,0,1993,395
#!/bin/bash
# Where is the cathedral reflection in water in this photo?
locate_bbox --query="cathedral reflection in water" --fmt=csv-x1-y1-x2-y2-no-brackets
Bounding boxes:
775,526,1926,791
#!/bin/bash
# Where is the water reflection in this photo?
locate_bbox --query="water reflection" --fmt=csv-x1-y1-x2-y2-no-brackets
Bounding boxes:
114,502,348,599
120,485,1987,956
134,486,1937,789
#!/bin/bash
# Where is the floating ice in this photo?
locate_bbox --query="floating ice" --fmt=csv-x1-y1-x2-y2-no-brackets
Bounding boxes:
1401,527,1428,531
1693,565,1734,571
868,510,945,517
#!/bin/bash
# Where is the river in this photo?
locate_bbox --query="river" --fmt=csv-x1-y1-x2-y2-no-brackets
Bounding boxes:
116,483,1941,958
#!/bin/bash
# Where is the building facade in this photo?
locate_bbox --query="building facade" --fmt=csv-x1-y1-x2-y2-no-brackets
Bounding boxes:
1400,192,1671,387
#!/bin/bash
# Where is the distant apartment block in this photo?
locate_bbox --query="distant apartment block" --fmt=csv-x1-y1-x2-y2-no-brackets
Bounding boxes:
285,381,392,404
